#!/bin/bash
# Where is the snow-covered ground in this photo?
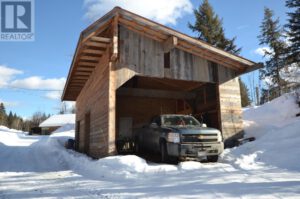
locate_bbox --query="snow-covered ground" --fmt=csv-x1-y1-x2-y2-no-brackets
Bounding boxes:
1,92,300,198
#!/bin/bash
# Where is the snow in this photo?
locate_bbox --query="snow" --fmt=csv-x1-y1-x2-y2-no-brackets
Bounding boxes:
39,114,75,127
221,92,300,172
1,92,300,198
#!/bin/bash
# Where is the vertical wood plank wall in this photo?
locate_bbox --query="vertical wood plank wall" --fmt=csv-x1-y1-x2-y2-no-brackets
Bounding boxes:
76,50,111,158
218,65,243,146
118,26,213,84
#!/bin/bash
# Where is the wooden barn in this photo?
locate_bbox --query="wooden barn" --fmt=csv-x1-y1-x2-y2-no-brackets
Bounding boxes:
62,7,261,158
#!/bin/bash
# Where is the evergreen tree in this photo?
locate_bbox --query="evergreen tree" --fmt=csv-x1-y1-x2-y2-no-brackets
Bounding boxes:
239,78,251,107
258,7,287,95
0,103,7,126
7,111,13,128
189,0,241,54
285,0,300,64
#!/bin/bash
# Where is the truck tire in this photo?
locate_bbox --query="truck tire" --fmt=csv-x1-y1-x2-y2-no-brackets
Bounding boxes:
207,155,218,162
160,142,169,163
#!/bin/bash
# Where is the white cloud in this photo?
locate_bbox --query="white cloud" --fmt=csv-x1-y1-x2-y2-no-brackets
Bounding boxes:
0,65,23,87
45,91,63,100
10,76,66,90
84,0,193,25
0,65,67,101
254,46,273,57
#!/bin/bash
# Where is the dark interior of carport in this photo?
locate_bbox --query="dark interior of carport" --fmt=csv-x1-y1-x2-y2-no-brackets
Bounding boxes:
115,75,221,152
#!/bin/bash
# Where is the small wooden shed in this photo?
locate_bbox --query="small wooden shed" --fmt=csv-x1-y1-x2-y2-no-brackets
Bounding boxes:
62,7,261,158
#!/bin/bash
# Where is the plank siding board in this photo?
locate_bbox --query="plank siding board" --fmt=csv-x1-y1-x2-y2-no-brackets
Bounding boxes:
218,77,243,146
76,49,111,158
117,96,178,130
170,48,212,82
118,26,219,84
119,25,165,77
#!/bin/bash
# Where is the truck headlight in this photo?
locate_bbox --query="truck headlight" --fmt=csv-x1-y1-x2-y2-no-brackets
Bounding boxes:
167,132,180,143
217,132,222,142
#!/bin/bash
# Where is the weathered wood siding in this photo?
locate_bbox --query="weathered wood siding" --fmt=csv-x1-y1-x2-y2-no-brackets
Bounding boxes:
118,26,213,87
119,25,164,79
218,65,243,146
116,96,178,131
170,48,213,82
76,50,113,158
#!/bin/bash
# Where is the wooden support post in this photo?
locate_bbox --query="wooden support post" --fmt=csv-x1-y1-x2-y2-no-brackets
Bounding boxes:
163,36,178,52
111,14,119,61
108,61,116,155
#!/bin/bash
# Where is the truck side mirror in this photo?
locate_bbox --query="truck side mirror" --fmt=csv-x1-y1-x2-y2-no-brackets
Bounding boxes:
150,123,159,129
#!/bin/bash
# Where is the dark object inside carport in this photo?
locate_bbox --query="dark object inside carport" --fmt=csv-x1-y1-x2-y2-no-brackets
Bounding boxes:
29,127,41,135
65,139,75,149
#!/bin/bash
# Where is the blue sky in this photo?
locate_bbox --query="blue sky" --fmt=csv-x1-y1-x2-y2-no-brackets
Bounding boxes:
0,0,287,118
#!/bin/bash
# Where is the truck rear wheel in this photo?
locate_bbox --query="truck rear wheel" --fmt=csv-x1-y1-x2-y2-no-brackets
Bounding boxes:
207,155,218,162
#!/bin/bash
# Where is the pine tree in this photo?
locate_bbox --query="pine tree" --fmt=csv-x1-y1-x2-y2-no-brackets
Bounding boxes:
239,78,251,107
258,7,287,95
189,0,241,54
7,111,13,128
0,103,7,126
285,0,300,65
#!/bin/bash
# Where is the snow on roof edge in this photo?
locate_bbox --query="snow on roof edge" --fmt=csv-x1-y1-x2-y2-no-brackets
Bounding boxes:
39,114,75,128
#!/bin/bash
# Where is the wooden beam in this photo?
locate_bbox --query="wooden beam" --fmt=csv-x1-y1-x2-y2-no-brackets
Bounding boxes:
81,8,116,41
71,81,86,84
186,83,204,91
69,84,84,87
73,74,91,78
117,87,196,100
76,66,94,72
80,56,100,61
72,76,89,80
82,49,104,55
177,43,242,71
69,87,83,90
163,36,178,52
119,17,164,42
90,36,111,43
85,41,107,48
78,61,97,67
119,17,167,41
74,71,93,76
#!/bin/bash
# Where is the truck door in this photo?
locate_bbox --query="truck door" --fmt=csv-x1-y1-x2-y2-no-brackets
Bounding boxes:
148,116,161,152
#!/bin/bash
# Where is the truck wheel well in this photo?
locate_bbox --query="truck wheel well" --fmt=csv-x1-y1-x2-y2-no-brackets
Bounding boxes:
159,138,166,146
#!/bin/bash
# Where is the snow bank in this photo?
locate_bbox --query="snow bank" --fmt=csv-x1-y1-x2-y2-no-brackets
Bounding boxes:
0,126,31,146
45,125,224,180
46,135,178,180
222,92,300,171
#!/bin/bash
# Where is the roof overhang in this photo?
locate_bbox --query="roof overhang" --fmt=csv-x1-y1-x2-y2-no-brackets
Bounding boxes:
62,7,261,101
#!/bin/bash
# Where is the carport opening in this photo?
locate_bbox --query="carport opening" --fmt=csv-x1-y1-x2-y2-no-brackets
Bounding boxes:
115,76,220,153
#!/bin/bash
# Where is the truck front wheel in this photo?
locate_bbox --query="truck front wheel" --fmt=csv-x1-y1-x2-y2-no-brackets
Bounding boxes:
207,155,218,162
160,142,169,163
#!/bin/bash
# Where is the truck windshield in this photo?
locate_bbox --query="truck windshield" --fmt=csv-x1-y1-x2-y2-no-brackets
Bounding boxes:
162,115,200,127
